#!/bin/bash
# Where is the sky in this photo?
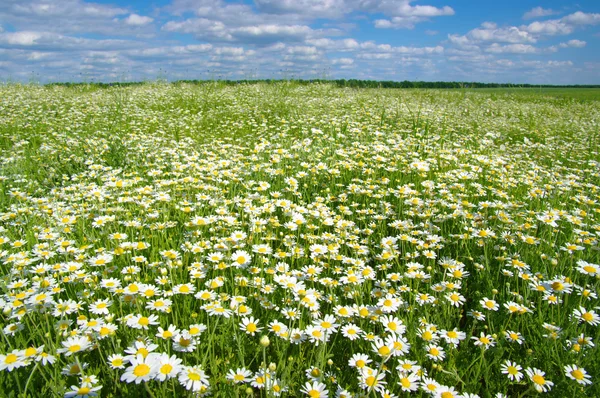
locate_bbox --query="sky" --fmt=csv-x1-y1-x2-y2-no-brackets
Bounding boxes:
0,0,599,84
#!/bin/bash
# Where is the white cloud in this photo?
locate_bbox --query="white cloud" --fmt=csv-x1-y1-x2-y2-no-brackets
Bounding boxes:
1,31,43,46
523,7,558,20
124,14,153,27
0,30,138,51
561,11,600,25
451,24,536,47
331,57,353,65
525,20,572,35
254,0,346,19
485,43,539,54
559,39,586,48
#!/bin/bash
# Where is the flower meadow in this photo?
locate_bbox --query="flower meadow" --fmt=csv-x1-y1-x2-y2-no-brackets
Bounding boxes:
0,82,598,398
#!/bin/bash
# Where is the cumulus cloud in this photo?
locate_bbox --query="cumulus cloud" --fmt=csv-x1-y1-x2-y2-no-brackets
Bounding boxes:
525,19,572,35
485,43,540,54
0,30,138,51
523,7,558,20
559,39,586,48
561,11,600,25
124,14,153,27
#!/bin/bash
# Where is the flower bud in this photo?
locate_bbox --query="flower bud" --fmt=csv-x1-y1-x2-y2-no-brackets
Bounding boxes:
260,335,270,347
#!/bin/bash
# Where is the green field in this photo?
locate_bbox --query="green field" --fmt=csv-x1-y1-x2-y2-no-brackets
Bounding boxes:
0,83,599,397
469,87,600,101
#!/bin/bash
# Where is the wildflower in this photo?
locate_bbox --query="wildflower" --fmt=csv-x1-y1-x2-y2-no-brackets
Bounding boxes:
179,365,210,392
64,384,102,397
525,367,553,393
425,344,445,361
440,328,466,345
573,307,600,325
121,354,157,384
127,314,159,330
341,323,362,341
301,381,328,397
154,353,182,381
501,360,523,381
57,336,91,357
107,354,127,369
0,350,27,371
227,368,253,384
471,332,495,349
480,297,499,311
358,367,387,393
504,330,524,345
240,316,263,336
398,372,419,392
564,364,592,385
446,292,466,307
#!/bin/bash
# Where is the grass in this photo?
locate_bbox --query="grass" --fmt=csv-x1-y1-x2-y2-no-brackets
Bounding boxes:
469,87,600,101
0,82,598,397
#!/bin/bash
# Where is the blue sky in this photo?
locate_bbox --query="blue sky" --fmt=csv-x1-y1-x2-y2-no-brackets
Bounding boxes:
0,0,599,83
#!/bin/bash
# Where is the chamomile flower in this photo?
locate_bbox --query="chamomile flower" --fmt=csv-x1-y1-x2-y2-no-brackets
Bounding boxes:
227,367,253,384
564,364,592,385
501,360,523,381
57,336,91,357
179,365,210,392
239,316,262,336
121,354,157,384
525,367,553,393
301,381,329,397
154,353,182,381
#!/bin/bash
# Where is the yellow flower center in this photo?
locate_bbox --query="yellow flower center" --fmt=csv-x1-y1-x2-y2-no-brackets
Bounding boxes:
133,364,150,377
532,375,546,385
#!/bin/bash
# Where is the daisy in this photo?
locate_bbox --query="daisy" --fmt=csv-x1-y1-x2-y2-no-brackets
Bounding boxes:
179,365,210,392
573,307,600,325
239,316,262,336
440,328,466,345
379,315,406,335
107,354,128,369
446,292,466,307
471,332,495,350
172,331,197,352
425,344,445,361
0,350,27,371
525,367,553,393
268,320,289,337
398,372,419,392
126,314,159,330
500,360,523,382
434,386,462,398
421,377,441,394
576,260,599,276
341,323,363,341
57,336,91,357
358,367,387,393
64,384,102,397
231,250,251,267
348,353,372,370
89,299,112,315
564,364,592,385
396,359,420,375
227,367,253,384
154,353,182,382
300,381,328,397
121,354,157,384
480,297,499,311
504,330,524,345
156,325,179,340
